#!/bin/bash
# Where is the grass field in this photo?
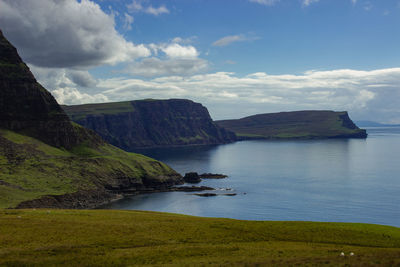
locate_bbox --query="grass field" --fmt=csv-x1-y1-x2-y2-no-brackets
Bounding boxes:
1,209,399,266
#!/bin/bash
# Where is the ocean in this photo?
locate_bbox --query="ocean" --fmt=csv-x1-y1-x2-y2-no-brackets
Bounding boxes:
105,127,400,227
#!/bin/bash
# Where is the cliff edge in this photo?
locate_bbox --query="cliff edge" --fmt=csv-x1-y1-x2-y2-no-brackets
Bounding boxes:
216,110,367,140
63,99,236,150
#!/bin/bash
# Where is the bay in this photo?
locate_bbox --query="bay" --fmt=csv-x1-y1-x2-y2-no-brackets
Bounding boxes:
105,127,400,227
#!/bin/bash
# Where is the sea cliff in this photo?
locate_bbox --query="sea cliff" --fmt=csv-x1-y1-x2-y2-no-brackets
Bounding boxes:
63,99,236,150
216,110,367,140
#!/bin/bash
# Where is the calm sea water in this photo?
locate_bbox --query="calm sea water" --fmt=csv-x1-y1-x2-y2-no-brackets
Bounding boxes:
106,127,400,227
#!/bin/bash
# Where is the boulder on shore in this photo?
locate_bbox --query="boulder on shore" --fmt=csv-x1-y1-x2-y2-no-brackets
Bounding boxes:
183,172,201,183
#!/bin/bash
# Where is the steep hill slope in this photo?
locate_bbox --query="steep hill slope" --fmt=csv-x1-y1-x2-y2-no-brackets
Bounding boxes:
63,99,236,149
0,30,82,149
216,110,367,140
0,30,182,208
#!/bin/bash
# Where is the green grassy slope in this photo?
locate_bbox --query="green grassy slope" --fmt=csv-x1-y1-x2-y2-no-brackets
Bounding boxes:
0,209,399,266
216,110,367,139
0,127,180,209
62,101,135,121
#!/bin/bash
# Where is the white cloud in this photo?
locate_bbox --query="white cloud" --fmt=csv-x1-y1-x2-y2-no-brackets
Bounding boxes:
123,13,134,30
127,0,169,16
66,70,98,88
160,43,199,58
122,42,206,77
303,0,320,6
52,87,109,105
0,0,150,68
351,0,357,5
146,5,169,16
124,57,208,77
248,0,280,6
171,36,197,44
88,67,400,122
213,34,259,47
29,65,107,105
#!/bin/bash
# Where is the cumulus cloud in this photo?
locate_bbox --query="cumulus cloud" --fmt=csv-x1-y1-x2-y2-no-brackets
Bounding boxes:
66,70,98,88
0,0,150,68
160,43,199,58
29,65,107,105
124,57,208,77
123,43,207,77
248,0,280,6
213,34,259,47
52,87,108,105
89,68,400,122
127,0,169,16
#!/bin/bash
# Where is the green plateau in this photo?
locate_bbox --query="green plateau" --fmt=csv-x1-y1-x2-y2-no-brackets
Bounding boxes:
216,110,367,140
1,209,400,266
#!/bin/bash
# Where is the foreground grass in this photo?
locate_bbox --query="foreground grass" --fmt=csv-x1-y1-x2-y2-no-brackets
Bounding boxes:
1,209,399,266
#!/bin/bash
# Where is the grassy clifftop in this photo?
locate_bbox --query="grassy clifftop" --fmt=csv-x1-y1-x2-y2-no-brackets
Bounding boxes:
216,110,367,140
1,209,399,266
0,126,181,209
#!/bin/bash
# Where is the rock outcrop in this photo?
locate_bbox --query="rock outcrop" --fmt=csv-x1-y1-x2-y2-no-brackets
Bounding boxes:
63,99,236,149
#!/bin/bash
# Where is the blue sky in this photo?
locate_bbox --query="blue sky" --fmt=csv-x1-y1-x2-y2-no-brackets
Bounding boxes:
102,0,400,74
1,0,400,122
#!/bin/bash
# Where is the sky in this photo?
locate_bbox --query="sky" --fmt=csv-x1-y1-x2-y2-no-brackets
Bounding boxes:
0,0,400,123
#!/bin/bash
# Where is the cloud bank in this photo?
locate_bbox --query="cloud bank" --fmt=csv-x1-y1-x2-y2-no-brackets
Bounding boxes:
0,0,150,68
38,67,400,123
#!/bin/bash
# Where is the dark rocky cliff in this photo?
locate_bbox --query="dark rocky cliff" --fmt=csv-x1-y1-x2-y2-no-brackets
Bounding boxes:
0,30,84,149
63,99,236,149
216,110,367,140
0,30,182,209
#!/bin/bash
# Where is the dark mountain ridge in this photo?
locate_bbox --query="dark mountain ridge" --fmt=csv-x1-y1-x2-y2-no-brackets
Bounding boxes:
0,30,182,209
0,30,86,149
63,99,236,150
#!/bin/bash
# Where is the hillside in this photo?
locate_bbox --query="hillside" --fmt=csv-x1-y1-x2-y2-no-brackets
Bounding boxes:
63,99,236,150
1,209,400,266
0,30,82,149
216,111,367,140
0,30,182,208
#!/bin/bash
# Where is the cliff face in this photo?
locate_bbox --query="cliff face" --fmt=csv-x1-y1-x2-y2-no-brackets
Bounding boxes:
0,30,83,149
0,30,182,209
63,99,236,150
216,110,367,140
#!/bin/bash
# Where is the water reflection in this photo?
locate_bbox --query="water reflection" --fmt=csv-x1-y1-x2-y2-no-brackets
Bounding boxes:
106,128,400,227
